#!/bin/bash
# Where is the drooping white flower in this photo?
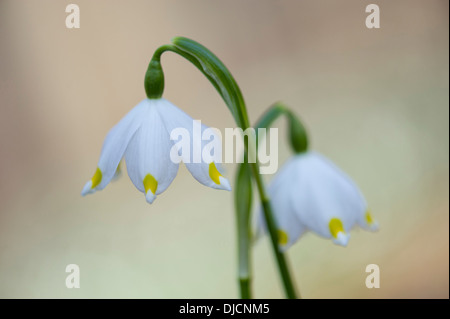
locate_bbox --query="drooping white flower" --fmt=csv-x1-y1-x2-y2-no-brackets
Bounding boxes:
81,98,231,204
256,151,378,250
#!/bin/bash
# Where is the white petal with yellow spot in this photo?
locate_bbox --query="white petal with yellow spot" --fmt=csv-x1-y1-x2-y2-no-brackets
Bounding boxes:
81,100,146,196
156,99,231,191
255,151,377,249
81,98,231,204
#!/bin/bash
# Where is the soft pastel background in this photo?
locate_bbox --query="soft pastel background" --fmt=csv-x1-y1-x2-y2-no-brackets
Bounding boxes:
0,0,448,298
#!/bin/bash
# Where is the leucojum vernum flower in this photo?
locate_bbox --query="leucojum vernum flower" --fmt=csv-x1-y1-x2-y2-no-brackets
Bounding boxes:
81,37,377,299
81,98,230,204
255,151,378,250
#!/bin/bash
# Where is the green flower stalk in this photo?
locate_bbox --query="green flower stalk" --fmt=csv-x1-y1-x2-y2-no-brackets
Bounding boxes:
146,37,299,299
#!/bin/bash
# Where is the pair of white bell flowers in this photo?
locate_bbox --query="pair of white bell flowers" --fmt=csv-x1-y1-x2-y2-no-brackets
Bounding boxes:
82,97,378,250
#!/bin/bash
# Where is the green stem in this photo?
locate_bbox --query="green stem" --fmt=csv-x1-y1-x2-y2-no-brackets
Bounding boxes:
235,162,253,299
255,102,308,154
239,278,251,299
249,162,299,299
151,41,298,299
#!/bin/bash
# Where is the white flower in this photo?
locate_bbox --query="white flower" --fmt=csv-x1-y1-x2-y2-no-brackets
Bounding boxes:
82,98,231,204
256,151,378,250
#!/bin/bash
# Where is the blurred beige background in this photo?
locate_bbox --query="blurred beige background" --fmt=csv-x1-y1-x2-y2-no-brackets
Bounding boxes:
0,0,448,298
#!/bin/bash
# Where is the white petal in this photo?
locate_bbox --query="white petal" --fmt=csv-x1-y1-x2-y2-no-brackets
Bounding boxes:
145,190,157,204
81,180,94,196
290,155,339,236
316,154,370,231
255,157,306,250
81,100,146,195
333,232,350,247
219,176,231,191
311,153,369,233
360,210,379,232
111,161,123,181
369,221,379,232
290,152,361,239
156,98,231,191
125,100,179,203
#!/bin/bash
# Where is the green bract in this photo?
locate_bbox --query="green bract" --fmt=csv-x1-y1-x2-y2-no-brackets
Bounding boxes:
144,59,165,99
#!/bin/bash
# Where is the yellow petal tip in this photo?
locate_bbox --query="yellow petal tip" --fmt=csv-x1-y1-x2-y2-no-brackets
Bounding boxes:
143,173,158,195
209,162,222,185
365,210,379,231
329,218,345,239
278,229,289,246
91,167,102,189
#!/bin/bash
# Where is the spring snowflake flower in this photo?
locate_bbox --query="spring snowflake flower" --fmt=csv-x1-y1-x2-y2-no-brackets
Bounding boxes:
81,98,231,204
256,151,378,250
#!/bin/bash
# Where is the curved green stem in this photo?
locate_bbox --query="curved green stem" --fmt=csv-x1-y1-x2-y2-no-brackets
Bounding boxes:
255,102,308,154
150,39,298,299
